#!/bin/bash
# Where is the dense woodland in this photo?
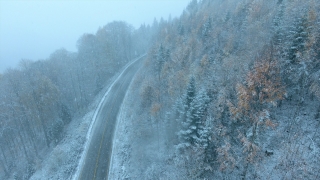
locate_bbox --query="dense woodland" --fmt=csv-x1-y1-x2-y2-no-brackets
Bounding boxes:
0,21,155,179
122,0,320,179
1,0,320,179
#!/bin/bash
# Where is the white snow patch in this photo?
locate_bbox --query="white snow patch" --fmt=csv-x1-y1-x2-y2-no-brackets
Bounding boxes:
72,54,145,180
108,79,133,179
30,111,94,180
29,55,145,180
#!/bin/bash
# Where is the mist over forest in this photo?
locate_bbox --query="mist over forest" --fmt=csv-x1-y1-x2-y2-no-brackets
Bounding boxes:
1,0,320,179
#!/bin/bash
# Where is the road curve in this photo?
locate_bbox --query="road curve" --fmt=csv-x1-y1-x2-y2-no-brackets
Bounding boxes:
73,56,144,180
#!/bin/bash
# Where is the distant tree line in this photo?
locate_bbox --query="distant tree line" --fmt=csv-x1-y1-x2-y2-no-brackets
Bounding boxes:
0,21,156,179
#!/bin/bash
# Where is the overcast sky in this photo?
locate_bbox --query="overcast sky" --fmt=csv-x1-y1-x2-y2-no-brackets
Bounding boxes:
0,0,190,72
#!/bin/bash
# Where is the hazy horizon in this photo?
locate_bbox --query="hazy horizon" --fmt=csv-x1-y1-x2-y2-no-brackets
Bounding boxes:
0,0,190,72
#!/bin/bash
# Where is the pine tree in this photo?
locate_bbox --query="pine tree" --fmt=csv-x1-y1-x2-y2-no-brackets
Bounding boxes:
193,89,211,148
176,77,211,152
202,17,212,41
288,16,309,62
272,1,285,49
178,21,185,36
176,77,196,150
154,44,168,80
185,76,196,109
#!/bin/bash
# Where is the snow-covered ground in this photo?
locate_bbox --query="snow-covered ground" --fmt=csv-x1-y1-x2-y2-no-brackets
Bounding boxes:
108,83,134,179
30,111,93,180
30,80,113,180
30,56,144,180
29,55,320,179
109,71,185,180
109,70,320,179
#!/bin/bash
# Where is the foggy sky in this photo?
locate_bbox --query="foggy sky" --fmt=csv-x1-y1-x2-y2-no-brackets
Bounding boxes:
0,0,190,72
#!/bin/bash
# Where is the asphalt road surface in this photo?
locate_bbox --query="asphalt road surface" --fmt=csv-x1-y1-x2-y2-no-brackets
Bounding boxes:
77,56,144,180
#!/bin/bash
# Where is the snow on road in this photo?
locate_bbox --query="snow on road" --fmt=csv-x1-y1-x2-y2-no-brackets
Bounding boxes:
108,78,134,179
30,55,144,180
73,55,144,180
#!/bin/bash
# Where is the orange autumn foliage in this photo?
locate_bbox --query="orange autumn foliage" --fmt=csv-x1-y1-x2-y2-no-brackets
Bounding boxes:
229,58,285,120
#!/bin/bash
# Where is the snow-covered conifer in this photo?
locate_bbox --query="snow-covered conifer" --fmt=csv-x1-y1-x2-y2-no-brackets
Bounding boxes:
176,77,211,152
288,16,309,62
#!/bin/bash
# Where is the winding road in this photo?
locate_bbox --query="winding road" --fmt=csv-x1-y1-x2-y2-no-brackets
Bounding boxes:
73,55,144,180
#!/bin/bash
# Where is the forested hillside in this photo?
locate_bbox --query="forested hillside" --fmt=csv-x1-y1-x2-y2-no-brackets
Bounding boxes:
113,0,320,179
0,21,155,179
1,0,320,179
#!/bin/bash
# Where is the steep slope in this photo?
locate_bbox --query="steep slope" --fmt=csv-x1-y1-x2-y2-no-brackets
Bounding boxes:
111,0,320,179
